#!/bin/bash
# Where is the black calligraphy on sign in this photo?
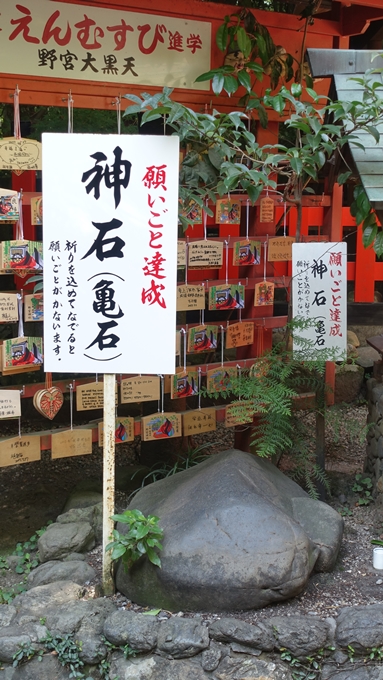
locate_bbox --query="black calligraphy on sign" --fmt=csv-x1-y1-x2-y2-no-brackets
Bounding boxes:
49,240,63,360
65,240,78,355
81,219,125,261
81,146,132,208
81,146,131,362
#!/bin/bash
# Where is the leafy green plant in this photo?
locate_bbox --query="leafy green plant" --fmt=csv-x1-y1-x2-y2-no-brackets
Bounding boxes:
42,632,85,679
352,474,373,506
279,646,334,679
12,642,43,667
122,644,137,659
368,646,383,661
0,556,9,571
0,581,27,604
12,522,52,575
106,509,164,570
347,644,356,663
124,58,383,250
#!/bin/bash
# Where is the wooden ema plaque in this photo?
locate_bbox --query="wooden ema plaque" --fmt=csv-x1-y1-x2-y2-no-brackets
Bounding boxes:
24,293,43,322
259,196,274,223
0,293,18,323
98,417,134,446
51,429,92,459
0,336,43,376
141,412,182,441
177,241,186,267
0,390,21,418
226,322,254,349
0,138,42,171
31,196,43,225
206,366,237,393
183,408,216,435
188,240,223,269
254,281,275,307
268,237,295,262
225,401,254,427
0,435,40,467
177,285,205,311
76,382,118,411
170,370,199,399
120,376,160,404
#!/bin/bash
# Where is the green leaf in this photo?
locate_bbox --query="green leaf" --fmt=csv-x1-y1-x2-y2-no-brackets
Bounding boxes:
363,223,377,247
216,22,229,52
195,70,216,83
212,73,224,95
306,88,319,101
272,95,285,115
247,184,262,204
208,146,223,169
337,171,352,186
236,27,252,58
110,545,126,560
237,69,251,92
143,609,161,616
374,230,383,257
146,547,162,567
367,125,380,143
223,75,238,96
290,83,302,97
290,157,303,175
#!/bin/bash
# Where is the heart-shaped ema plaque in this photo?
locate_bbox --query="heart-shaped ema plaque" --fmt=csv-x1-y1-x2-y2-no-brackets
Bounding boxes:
0,138,42,171
34,387,64,420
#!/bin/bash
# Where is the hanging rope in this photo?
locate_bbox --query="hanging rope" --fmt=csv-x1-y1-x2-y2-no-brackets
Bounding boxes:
13,85,21,139
116,96,121,134
15,191,24,240
67,91,74,133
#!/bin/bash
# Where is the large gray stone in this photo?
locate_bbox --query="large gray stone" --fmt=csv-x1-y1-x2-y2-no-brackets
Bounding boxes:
103,610,159,651
322,667,383,680
56,503,103,543
269,615,329,657
26,559,95,589
214,654,293,679
356,346,381,369
44,598,115,636
63,489,103,511
0,606,16,629
336,604,383,651
37,521,95,562
109,652,212,680
12,581,82,616
334,364,364,404
0,623,47,663
156,618,209,658
115,449,343,612
209,617,274,651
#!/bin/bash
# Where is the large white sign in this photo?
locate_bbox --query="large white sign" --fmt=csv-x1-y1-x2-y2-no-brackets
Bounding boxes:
292,242,347,360
0,0,211,90
43,133,179,374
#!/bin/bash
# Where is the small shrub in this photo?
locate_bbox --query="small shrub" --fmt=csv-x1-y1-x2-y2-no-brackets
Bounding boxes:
106,509,163,570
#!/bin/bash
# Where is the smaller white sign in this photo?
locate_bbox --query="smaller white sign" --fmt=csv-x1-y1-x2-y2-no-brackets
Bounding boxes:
292,242,347,360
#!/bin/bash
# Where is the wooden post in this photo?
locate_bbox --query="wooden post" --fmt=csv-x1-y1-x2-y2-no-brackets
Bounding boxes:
102,373,115,595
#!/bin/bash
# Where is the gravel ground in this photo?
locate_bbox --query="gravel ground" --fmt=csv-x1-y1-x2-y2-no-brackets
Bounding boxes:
2,403,383,623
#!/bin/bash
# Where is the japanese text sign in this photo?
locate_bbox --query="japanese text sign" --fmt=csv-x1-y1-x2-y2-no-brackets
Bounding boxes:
292,242,347,360
43,133,179,374
1,1,211,90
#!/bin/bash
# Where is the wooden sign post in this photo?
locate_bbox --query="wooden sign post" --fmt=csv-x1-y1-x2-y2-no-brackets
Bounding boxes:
103,373,115,596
